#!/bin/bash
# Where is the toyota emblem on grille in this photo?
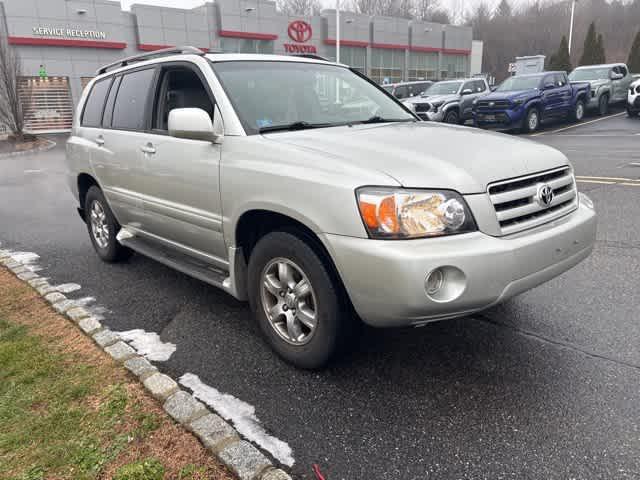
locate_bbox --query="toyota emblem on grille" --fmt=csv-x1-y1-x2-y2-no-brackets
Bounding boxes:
538,184,554,206
489,101,495,107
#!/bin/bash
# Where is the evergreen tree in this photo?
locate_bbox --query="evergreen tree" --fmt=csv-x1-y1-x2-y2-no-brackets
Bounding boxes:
579,22,598,66
595,33,606,64
628,30,640,74
548,36,572,72
495,0,512,17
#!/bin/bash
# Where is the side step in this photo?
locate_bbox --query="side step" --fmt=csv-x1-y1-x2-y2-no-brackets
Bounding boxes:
117,232,229,290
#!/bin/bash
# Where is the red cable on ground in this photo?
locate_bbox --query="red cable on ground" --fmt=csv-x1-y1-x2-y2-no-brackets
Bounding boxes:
312,464,327,480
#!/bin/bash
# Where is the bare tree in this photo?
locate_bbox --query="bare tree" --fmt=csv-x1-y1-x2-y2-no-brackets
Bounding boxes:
276,0,322,16
0,35,29,140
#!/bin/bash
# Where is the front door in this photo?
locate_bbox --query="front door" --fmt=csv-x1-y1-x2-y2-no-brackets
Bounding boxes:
136,63,225,262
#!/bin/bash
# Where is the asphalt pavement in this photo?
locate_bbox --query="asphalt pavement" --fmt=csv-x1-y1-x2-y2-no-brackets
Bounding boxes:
1,112,639,479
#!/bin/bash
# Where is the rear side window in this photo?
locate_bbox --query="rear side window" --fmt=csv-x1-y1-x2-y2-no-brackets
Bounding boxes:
81,78,111,128
112,68,156,131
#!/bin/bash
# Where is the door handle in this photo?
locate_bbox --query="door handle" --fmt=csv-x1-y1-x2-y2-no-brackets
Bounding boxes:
95,136,104,146
140,143,156,155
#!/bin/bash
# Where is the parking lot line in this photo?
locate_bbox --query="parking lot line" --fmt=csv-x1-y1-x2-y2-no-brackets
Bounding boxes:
576,175,640,187
530,112,626,137
576,175,636,181
576,179,616,184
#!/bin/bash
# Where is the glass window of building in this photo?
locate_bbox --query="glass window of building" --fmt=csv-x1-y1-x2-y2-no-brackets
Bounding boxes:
441,54,468,79
371,48,405,84
326,46,366,74
220,37,274,54
408,52,438,81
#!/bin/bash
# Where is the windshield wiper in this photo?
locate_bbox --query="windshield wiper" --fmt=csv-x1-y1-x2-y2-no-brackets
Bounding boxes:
258,121,333,133
357,116,415,125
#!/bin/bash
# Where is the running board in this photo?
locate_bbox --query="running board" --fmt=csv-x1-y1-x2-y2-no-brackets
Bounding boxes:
117,233,230,291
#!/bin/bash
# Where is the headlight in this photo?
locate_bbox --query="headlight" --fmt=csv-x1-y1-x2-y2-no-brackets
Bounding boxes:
431,101,444,112
472,98,478,105
356,188,477,239
513,98,524,106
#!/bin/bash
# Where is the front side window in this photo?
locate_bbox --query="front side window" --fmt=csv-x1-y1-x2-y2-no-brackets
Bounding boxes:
212,61,414,135
81,78,111,128
554,73,567,86
112,68,156,131
473,80,486,92
152,67,214,132
496,75,543,92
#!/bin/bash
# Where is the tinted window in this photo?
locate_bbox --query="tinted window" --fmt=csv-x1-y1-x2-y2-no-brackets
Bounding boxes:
112,68,156,130
554,73,567,86
81,78,111,128
394,86,408,98
474,80,486,92
102,76,121,128
462,81,474,92
618,65,628,76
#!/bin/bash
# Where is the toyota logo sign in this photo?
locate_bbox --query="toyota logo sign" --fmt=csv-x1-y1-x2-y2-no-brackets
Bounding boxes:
288,20,312,43
537,184,554,207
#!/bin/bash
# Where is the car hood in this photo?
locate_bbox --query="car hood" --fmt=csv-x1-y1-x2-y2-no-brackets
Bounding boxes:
482,89,537,101
405,93,458,105
264,122,569,193
573,78,608,88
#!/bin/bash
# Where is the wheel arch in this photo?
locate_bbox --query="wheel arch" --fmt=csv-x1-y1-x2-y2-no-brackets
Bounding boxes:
233,208,354,310
77,172,101,221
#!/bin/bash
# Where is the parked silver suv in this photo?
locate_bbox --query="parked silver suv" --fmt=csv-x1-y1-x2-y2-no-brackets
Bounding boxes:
569,63,635,115
66,48,597,368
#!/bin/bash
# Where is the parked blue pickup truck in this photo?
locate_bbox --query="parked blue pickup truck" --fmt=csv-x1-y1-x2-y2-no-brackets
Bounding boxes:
473,71,590,133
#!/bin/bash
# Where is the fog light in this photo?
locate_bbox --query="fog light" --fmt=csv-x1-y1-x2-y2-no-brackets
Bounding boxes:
425,268,445,295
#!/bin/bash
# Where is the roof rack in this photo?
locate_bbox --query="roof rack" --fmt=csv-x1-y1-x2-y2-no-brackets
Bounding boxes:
290,54,330,62
96,46,204,75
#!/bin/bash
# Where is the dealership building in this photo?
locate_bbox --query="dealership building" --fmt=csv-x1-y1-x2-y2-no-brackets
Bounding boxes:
0,0,482,132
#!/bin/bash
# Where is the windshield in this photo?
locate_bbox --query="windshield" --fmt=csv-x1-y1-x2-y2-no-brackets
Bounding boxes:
211,61,414,134
426,81,462,95
569,68,610,81
496,75,543,92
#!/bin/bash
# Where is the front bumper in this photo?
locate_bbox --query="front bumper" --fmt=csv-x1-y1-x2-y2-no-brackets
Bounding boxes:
473,108,525,131
628,94,640,112
322,199,596,327
415,110,444,122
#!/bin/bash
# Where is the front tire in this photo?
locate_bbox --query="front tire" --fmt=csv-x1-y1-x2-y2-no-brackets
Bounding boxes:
247,231,354,369
444,109,460,124
522,108,540,133
85,186,133,263
572,99,585,122
598,94,609,116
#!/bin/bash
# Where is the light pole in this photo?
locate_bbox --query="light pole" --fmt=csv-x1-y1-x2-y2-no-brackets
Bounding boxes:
568,0,577,55
336,0,340,63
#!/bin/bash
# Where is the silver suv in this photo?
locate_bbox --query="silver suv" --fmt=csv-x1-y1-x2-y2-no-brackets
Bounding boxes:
66,47,597,368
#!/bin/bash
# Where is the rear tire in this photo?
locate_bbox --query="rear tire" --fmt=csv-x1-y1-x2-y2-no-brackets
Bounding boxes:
247,231,355,369
522,108,540,133
85,186,133,263
572,99,585,122
598,94,609,116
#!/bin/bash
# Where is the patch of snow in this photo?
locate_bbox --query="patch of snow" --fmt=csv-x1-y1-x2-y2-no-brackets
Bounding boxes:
55,283,82,293
9,251,42,271
117,329,176,362
179,373,295,467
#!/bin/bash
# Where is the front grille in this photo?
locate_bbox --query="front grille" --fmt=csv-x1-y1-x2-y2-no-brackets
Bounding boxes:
488,166,578,235
414,103,431,113
476,99,511,110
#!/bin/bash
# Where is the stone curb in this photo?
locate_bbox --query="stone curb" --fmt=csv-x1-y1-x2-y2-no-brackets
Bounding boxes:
0,249,293,480
0,139,57,158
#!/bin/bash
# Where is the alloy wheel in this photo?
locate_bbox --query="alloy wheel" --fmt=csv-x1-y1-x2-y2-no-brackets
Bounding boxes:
260,258,318,345
90,200,110,249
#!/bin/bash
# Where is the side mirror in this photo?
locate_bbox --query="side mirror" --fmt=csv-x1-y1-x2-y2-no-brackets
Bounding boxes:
610,72,623,80
168,108,222,143
490,86,497,92
461,88,473,95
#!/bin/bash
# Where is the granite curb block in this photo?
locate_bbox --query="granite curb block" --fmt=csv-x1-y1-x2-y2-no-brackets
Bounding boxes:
0,253,293,480
0,139,57,158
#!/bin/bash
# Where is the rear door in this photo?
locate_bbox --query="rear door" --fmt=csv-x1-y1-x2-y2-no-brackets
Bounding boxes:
96,67,157,228
541,74,563,118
